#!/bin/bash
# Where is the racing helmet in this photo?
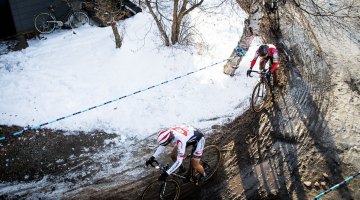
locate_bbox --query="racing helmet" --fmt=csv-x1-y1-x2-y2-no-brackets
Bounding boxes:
157,129,174,146
258,44,269,57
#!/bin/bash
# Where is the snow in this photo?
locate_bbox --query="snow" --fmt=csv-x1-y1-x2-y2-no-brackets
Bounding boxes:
0,4,260,140
0,1,263,198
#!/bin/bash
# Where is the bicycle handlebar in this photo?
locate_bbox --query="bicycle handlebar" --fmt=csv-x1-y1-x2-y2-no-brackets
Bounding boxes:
150,161,168,172
248,69,269,78
148,159,159,168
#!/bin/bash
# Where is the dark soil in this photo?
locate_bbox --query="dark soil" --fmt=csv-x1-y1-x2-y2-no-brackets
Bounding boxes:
0,125,116,183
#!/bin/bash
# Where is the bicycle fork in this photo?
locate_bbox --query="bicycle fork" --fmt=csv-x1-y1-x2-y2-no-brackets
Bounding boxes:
258,79,268,98
160,182,168,199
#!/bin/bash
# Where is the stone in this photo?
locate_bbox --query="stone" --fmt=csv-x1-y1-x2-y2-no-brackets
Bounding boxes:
304,181,312,187
323,173,329,178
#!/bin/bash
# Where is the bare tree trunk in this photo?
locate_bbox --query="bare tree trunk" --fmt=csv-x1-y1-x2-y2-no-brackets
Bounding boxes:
170,0,187,44
145,0,170,46
224,1,262,76
171,0,180,45
111,22,122,48
85,0,124,49
145,0,204,46
171,0,204,45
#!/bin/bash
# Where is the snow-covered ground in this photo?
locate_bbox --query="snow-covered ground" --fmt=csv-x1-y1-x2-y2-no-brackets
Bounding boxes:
0,1,263,198
0,2,261,140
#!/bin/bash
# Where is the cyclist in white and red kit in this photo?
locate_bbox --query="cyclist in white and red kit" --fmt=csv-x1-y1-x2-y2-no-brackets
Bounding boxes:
145,125,207,182
247,44,279,80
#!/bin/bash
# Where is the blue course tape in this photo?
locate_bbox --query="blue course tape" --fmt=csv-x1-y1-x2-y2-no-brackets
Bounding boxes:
313,171,360,200
0,57,234,141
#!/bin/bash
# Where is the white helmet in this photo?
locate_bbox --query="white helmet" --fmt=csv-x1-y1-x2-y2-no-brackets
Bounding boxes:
157,129,173,146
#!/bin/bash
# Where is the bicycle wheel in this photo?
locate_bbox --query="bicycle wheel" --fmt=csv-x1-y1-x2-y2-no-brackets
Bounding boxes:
199,145,221,182
141,179,180,200
251,81,271,112
34,13,56,34
69,11,89,29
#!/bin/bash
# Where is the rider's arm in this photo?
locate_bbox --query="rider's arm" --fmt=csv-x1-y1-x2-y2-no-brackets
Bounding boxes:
270,62,279,73
250,51,259,69
166,140,186,175
270,51,279,73
152,145,165,158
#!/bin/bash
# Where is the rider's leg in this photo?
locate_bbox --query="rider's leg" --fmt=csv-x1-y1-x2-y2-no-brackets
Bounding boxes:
273,69,278,86
191,137,206,176
192,157,205,176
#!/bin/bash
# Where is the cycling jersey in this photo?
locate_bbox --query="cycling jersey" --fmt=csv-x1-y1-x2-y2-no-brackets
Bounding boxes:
250,44,279,73
152,125,205,175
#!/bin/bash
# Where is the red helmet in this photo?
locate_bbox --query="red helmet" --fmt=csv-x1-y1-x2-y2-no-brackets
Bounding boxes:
157,129,174,146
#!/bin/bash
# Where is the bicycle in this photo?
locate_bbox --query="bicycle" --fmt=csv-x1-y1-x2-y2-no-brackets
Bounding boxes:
249,49,291,112
141,145,221,200
34,0,89,34
249,69,274,113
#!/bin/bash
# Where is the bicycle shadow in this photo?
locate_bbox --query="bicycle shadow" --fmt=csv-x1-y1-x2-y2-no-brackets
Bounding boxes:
231,109,298,200
190,52,354,200
200,109,266,199
263,56,353,199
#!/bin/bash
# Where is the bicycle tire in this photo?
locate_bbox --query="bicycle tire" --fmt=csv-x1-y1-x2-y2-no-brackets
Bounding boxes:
198,145,221,184
69,11,89,29
251,81,271,112
141,179,180,200
34,13,56,34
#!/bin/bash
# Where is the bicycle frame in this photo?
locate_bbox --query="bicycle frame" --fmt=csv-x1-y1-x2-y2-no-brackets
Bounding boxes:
249,69,273,112
250,69,272,86
145,158,199,200
34,0,89,34
156,153,199,184
142,145,221,200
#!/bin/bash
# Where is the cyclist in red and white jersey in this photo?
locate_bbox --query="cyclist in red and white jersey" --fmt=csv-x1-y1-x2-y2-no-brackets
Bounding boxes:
145,125,207,182
247,44,279,79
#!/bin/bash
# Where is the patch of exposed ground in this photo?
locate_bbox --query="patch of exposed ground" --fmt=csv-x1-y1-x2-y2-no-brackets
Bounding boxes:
0,126,117,182
0,125,117,199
